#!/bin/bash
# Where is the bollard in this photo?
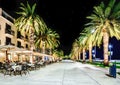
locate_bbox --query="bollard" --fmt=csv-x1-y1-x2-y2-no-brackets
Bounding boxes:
112,64,116,78
109,63,116,78
109,66,112,76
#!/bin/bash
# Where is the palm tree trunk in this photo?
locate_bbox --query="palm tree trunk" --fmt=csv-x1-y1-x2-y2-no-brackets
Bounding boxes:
103,32,109,66
29,29,34,63
82,48,85,62
78,51,81,60
6,50,9,62
76,52,79,60
89,43,92,63
42,41,45,53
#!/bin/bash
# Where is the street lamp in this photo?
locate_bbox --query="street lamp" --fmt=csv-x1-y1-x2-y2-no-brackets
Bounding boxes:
92,46,96,60
109,44,113,61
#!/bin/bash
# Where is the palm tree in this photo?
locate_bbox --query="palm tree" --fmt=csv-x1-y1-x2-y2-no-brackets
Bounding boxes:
71,39,81,60
53,49,64,60
15,2,46,49
78,33,88,62
82,27,97,63
35,28,60,54
46,28,60,55
14,2,46,63
86,0,120,65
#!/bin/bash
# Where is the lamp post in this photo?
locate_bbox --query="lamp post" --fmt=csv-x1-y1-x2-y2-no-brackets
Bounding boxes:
109,44,113,61
92,46,96,61
94,46,96,60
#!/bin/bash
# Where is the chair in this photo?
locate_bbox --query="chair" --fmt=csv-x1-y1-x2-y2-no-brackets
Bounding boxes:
14,65,22,76
21,64,29,75
4,64,13,76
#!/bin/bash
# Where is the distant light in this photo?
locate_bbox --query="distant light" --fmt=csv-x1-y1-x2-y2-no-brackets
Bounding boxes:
92,50,95,53
91,29,95,33
109,44,113,48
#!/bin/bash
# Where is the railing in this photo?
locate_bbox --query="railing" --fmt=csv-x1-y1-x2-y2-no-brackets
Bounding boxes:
5,29,15,36
1,10,14,23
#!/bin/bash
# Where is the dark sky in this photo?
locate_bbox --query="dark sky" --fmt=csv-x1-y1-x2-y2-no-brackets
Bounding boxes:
0,0,107,55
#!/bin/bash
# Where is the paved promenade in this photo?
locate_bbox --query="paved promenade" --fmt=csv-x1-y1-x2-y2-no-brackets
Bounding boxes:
0,60,120,85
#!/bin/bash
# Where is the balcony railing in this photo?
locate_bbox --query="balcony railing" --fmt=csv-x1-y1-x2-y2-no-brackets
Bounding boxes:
5,29,15,36
2,10,14,23
5,42,12,45
20,46,24,48
17,35,24,39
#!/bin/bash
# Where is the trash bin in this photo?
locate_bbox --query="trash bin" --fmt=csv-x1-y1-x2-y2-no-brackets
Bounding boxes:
109,64,116,78
109,66,112,76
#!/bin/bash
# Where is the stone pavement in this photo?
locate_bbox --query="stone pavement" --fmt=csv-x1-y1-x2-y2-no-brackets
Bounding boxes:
0,60,120,85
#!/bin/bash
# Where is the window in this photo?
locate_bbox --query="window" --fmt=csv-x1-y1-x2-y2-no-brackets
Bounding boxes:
17,31,24,39
17,41,21,48
5,24,11,34
17,31,20,38
6,37,11,45
5,24,15,35
26,44,28,48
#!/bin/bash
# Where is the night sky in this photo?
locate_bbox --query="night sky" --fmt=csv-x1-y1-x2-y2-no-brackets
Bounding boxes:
1,0,117,56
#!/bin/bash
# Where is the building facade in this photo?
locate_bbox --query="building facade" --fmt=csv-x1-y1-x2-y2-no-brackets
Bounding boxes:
0,8,56,63
0,8,30,49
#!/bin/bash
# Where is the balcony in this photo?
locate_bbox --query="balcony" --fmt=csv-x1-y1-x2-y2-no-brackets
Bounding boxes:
17,35,24,39
6,42,15,46
5,29,14,36
20,46,24,48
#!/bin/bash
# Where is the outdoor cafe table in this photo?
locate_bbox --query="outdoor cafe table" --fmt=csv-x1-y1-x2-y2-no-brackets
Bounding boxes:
27,63,35,70
27,63,34,66
12,65,22,71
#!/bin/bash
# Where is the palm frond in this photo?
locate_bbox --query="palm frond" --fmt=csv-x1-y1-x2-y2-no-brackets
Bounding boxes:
105,7,111,18
108,0,115,8
31,3,36,15
26,1,32,15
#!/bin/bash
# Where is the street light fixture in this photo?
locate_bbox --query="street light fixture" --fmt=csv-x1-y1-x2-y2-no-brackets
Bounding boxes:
109,44,113,61
92,46,96,60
